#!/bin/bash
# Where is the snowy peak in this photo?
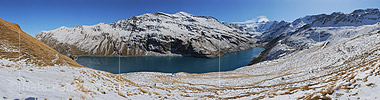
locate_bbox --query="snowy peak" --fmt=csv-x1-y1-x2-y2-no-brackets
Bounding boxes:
259,18,269,23
256,16,270,23
243,16,272,32
110,11,223,32
293,8,380,27
228,16,290,38
291,15,323,28
233,16,271,25
351,8,379,15
173,11,193,17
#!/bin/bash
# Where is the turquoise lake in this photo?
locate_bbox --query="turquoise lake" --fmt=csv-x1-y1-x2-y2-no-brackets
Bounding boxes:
76,47,264,74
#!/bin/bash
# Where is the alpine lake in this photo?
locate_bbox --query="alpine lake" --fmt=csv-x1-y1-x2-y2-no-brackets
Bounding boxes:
76,47,264,74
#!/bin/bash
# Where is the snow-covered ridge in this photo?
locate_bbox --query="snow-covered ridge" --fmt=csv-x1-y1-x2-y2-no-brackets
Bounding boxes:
299,8,380,27
228,20,289,38
36,12,255,58
260,8,380,42
252,8,380,62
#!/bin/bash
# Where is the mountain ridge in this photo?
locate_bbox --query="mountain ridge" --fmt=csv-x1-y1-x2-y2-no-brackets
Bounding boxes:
36,12,256,58
250,8,380,64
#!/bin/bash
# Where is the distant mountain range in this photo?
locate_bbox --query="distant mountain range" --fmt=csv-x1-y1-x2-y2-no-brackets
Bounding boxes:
37,8,380,59
227,18,289,38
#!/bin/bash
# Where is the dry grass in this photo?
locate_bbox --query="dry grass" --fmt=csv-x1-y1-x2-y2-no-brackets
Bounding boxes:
138,88,148,94
78,84,91,93
0,18,81,67
118,92,128,98
153,92,160,95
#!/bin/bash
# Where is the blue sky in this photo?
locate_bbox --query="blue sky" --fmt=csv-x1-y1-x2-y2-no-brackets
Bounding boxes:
0,0,379,36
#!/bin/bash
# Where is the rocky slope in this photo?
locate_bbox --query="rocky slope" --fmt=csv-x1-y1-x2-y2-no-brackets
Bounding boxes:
36,12,256,58
251,8,380,63
0,18,79,66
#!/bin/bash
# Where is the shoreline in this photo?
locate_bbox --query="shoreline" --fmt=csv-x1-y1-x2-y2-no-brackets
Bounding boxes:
73,44,261,59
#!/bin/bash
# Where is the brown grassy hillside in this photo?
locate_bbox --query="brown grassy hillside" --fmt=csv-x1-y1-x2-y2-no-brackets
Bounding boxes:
0,18,80,67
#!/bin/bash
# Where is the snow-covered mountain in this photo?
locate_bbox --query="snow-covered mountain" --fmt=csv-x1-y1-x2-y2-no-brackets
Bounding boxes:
36,12,256,58
251,8,380,63
227,17,289,38
258,8,380,43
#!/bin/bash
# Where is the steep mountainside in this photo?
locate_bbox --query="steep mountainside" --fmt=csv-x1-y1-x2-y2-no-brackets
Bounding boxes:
36,12,255,58
252,8,380,63
0,18,79,66
259,8,380,42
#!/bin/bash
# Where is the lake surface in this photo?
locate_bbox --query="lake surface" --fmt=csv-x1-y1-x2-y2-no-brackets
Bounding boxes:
76,47,264,74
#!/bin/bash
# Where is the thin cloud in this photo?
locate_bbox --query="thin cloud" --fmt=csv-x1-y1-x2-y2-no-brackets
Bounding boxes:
233,16,269,24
